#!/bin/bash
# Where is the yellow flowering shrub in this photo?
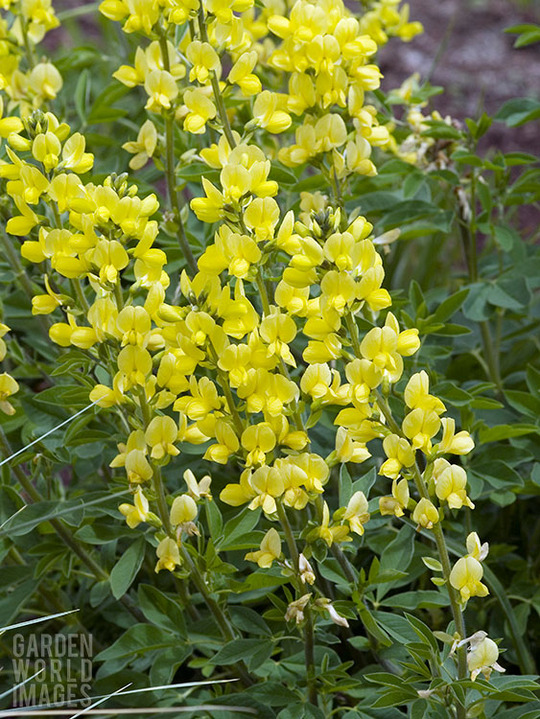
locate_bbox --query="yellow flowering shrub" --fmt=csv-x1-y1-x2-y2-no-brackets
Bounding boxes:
1,0,539,716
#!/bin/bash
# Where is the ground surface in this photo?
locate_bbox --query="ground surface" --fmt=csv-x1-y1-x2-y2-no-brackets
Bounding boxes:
379,0,540,152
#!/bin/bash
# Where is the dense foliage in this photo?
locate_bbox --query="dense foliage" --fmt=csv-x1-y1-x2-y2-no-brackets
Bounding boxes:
0,1,539,717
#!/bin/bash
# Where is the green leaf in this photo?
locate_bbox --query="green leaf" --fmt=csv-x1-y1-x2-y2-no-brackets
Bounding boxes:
205,499,223,540
422,557,443,572
74,68,90,124
404,612,439,651
0,579,36,627
370,689,418,708
526,365,540,398
230,606,272,636
463,283,491,321
109,536,146,599
503,152,539,166
137,584,187,636
421,122,463,140
479,424,539,442
95,624,175,661
211,638,272,666
245,682,299,707
218,507,262,551
494,225,519,251
380,590,449,611
495,97,540,127
269,164,297,185
487,278,530,310
451,148,484,167
376,524,415,600
433,289,469,322
339,463,353,505
505,390,540,419
351,467,377,496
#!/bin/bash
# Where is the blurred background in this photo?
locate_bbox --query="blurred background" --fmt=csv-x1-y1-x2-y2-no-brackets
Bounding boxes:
379,0,540,152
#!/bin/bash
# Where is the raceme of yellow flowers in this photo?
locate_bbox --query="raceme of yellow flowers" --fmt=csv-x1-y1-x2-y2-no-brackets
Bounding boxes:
0,0,503,685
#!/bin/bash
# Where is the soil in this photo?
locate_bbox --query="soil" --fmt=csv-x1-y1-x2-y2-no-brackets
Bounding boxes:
379,0,540,153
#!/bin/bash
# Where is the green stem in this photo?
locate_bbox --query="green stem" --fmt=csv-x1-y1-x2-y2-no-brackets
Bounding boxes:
71,278,90,314
331,544,356,585
276,501,318,707
479,320,503,393
276,500,299,572
0,428,146,623
196,8,237,150
208,344,244,436
255,269,271,316
374,394,468,717
180,546,254,687
20,16,36,69
153,465,172,535
8,546,104,651
304,606,318,706
114,280,124,311
157,32,197,274
346,311,468,714
256,268,306,434
0,229,50,338
457,184,503,394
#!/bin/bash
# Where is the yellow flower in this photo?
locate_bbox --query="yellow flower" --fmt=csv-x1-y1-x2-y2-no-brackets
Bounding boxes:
466,531,489,562
122,120,157,170
360,313,419,382
170,494,198,525
243,197,280,242
404,371,446,414
334,426,370,464
253,91,291,134
342,491,370,535
182,88,217,134
241,423,276,467
433,459,474,510
379,478,410,517
345,358,383,405
450,556,489,604
402,408,441,452
184,469,212,500
203,418,240,464
117,345,153,388
217,343,252,388
437,418,475,455
144,70,178,112
119,488,150,528
0,373,19,415
411,497,439,529
124,448,153,483
117,306,151,347
228,51,261,96
145,416,179,460
379,434,415,479
467,633,505,681
31,131,61,172
221,465,284,515
60,132,94,174
245,528,282,568
174,376,222,420
314,113,347,151
155,537,181,573
317,501,350,546
237,368,299,417
259,310,297,366
186,41,220,84
29,62,63,102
